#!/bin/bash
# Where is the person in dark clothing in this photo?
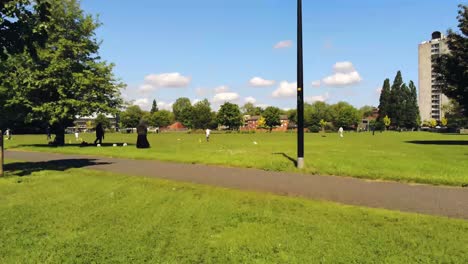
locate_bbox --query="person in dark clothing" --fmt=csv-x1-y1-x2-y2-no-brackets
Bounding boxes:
94,123,105,145
136,121,150,149
46,126,52,140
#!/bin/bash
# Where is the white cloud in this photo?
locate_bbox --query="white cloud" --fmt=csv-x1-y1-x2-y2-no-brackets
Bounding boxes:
322,71,362,86
213,92,240,103
133,98,151,110
249,77,275,87
195,88,209,96
375,88,382,95
321,61,362,87
333,61,355,73
311,80,321,88
133,98,173,111
214,85,230,94
274,40,293,49
244,96,257,104
256,103,270,109
191,99,201,105
306,93,330,103
139,72,191,92
272,81,297,98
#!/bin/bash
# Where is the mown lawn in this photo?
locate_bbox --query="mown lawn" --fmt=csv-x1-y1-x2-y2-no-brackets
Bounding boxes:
4,131,468,186
0,165,467,263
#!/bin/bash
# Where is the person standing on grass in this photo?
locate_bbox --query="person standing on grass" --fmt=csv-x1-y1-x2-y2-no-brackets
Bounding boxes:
205,128,211,142
338,127,344,138
46,126,52,140
94,123,105,145
75,131,80,141
4,128,11,140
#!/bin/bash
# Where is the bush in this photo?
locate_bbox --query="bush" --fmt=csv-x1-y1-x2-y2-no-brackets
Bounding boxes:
308,125,321,133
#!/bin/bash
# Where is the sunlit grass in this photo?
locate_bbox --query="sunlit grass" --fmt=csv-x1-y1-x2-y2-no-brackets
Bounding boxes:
1,166,467,263
5,131,468,186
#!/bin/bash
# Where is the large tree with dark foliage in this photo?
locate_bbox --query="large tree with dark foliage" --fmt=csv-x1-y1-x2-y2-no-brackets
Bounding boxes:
378,79,391,121
0,0,50,60
0,0,123,145
434,5,468,117
217,102,242,130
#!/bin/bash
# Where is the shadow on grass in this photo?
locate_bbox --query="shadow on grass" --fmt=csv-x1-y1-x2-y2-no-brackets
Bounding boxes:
13,142,135,148
4,159,112,177
272,152,297,166
406,140,468,146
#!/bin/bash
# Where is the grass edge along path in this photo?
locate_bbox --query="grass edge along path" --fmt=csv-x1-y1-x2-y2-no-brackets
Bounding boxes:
4,132,468,187
0,166,467,263
5,150,468,220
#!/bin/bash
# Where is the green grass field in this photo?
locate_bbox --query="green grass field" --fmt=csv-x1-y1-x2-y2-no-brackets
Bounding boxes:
4,131,468,186
1,165,467,263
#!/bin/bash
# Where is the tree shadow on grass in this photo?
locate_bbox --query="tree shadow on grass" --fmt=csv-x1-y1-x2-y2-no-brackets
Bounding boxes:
272,152,297,166
13,142,135,148
406,140,468,146
4,159,112,177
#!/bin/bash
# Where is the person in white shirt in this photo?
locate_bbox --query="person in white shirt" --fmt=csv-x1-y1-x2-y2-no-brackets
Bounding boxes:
75,131,79,141
205,128,211,142
338,127,344,138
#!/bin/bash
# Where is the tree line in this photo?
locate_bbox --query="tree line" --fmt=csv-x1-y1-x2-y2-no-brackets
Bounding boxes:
377,71,420,129
119,98,374,132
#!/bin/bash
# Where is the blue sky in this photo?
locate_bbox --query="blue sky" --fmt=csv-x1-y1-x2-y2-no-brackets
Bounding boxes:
81,0,464,111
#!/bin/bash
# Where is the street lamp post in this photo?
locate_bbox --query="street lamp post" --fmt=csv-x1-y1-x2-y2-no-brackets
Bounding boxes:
297,0,304,168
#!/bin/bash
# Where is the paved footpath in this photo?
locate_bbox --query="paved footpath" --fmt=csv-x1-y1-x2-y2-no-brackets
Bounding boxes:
5,150,468,219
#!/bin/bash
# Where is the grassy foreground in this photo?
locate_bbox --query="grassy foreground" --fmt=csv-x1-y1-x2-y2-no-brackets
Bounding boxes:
5,132,468,186
0,165,467,263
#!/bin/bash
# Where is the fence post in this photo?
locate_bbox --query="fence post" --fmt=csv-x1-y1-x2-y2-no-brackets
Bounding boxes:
0,130,3,177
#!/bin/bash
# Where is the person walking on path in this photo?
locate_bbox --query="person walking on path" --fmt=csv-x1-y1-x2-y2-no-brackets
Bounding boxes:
338,127,344,138
205,128,211,142
94,123,105,145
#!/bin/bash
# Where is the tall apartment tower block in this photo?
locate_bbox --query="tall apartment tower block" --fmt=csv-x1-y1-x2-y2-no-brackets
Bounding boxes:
418,31,450,122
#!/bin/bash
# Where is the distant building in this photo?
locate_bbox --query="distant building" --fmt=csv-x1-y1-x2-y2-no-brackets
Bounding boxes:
242,115,290,131
73,114,116,132
164,122,187,131
418,31,450,122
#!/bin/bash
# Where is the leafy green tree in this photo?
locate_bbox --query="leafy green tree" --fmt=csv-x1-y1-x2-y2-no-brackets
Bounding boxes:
241,102,263,116
120,105,144,128
304,101,332,128
149,110,173,128
330,102,360,129
442,100,468,128
434,5,468,116
207,112,218,129
95,114,111,129
172,97,193,128
0,0,50,60
441,117,448,127
285,109,297,124
150,99,158,113
257,116,266,129
217,102,242,130
262,106,281,132
378,79,391,121
359,105,375,119
383,115,391,130
192,99,212,129
405,81,420,128
429,119,437,128
0,0,123,145
388,71,406,127
319,119,327,133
